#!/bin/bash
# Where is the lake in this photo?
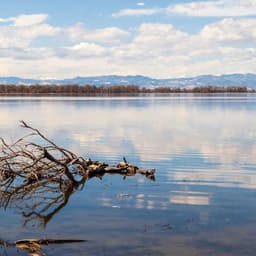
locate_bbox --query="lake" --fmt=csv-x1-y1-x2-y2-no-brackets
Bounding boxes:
1,94,256,255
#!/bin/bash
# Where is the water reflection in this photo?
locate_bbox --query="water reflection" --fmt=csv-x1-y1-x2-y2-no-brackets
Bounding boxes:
0,179,80,227
1,96,255,170
170,193,210,206
98,190,211,211
0,171,155,227
1,96,256,256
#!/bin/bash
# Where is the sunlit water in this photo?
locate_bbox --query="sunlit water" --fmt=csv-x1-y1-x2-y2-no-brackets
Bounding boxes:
1,94,256,255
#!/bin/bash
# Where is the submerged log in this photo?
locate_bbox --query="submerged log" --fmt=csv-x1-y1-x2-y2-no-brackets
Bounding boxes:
0,121,155,228
0,238,86,256
0,122,155,256
16,239,87,245
0,121,155,188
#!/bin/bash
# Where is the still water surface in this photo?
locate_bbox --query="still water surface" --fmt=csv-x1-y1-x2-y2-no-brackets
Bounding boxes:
0,95,256,255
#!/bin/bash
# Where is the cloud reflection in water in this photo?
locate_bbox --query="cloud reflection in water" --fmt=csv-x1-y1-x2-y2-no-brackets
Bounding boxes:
0,96,256,192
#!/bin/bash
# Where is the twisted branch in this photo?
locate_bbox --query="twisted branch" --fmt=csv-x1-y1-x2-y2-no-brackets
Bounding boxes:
0,121,155,227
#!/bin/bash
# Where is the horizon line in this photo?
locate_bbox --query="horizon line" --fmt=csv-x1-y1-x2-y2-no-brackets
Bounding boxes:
0,72,255,81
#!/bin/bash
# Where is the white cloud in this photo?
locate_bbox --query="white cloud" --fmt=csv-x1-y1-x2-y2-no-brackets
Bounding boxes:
112,8,161,17
0,47,55,60
12,14,49,27
112,23,189,63
0,24,59,48
113,0,256,18
200,18,256,42
0,26,58,49
66,23,130,43
167,0,256,17
107,19,256,77
0,13,255,78
135,23,188,44
0,14,48,26
0,14,59,48
60,43,107,58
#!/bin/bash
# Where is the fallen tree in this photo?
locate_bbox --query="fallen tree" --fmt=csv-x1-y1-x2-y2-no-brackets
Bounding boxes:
0,238,86,256
0,121,155,255
0,121,155,188
0,121,155,226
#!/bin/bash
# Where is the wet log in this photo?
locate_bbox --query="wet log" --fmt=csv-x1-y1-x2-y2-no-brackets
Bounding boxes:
0,121,155,188
1,238,87,256
15,238,87,245
0,121,155,228
0,122,156,256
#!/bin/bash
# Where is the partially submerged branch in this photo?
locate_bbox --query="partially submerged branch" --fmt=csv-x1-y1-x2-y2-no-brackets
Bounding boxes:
0,238,86,256
0,121,155,227
0,121,155,187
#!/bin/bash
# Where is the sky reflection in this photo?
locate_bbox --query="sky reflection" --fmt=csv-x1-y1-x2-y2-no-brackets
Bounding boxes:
0,96,256,191
1,96,256,256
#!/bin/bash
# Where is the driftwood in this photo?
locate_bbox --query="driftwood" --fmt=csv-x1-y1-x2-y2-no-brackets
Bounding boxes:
0,121,155,226
0,238,86,256
0,121,155,187
0,121,155,255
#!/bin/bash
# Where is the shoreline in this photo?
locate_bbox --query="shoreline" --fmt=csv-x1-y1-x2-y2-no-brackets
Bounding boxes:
0,92,255,97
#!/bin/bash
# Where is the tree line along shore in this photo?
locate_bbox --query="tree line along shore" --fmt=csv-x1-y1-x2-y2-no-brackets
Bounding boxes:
0,84,253,95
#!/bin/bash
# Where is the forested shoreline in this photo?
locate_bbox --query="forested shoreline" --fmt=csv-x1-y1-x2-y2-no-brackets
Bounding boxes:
0,84,253,95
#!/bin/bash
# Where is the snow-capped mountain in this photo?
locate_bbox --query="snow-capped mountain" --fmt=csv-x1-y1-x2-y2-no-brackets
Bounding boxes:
0,74,255,88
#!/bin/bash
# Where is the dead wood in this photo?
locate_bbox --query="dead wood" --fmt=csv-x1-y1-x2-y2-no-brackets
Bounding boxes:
0,238,86,256
0,121,155,187
0,121,155,227
0,121,155,255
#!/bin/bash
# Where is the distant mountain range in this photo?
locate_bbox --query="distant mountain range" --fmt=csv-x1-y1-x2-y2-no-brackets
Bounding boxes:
0,74,255,88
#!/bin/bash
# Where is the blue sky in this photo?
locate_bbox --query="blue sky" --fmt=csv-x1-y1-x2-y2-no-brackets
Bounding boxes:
0,0,217,30
0,0,255,78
